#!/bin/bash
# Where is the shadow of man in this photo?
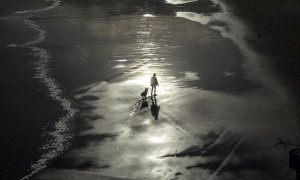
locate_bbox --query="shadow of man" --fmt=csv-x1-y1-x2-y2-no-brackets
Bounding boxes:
151,96,160,120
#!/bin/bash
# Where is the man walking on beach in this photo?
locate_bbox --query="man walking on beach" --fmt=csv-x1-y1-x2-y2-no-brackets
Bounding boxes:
150,73,159,95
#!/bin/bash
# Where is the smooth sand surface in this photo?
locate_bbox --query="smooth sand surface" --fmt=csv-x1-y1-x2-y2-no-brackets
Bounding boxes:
34,169,130,180
223,0,300,89
29,0,300,179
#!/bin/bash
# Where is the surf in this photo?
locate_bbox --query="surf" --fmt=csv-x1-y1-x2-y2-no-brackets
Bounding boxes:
5,0,78,179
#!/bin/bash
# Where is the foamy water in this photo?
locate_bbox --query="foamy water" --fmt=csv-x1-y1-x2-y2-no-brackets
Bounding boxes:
5,0,77,179
15,0,61,14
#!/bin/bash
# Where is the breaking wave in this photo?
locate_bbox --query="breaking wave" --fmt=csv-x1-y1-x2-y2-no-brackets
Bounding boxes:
6,0,77,179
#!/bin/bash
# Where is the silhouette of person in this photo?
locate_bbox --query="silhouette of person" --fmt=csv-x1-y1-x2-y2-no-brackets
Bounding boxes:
151,97,160,120
150,73,159,95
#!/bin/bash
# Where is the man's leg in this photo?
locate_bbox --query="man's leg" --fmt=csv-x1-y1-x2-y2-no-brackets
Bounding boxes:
154,86,156,95
151,86,154,95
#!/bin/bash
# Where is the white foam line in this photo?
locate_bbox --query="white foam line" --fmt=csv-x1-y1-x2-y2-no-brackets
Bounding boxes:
176,0,286,97
5,0,77,180
15,0,61,14
22,19,47,46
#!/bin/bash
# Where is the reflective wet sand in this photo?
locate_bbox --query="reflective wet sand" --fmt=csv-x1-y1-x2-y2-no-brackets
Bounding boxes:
34,0,298,179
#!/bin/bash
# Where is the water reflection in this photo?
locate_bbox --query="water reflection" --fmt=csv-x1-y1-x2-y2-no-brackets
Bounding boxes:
41,1,299,179
150,96,160,120
166,0,199,5
143,13,156,17
176,11,212,25
140,99,148,110
140,88,149,110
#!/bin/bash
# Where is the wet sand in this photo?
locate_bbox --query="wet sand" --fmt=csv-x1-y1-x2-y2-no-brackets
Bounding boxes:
223,0,300,91
17,0,300,179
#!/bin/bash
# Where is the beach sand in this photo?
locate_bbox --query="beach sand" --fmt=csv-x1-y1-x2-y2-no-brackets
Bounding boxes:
223,0,300,90
2,0,300,179
30,0,300,179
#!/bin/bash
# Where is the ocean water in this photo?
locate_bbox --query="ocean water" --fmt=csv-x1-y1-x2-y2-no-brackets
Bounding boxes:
0,0,76,179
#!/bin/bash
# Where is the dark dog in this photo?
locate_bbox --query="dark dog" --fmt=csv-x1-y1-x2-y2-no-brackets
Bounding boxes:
140,88,148,99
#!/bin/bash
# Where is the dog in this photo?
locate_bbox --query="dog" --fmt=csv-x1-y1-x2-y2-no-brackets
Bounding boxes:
140,88,148,99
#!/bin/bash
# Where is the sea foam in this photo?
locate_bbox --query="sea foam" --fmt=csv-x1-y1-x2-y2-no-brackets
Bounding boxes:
6,0,77,179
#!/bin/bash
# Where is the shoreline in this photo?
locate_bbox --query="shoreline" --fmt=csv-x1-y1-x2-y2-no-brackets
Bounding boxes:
1,1,78,179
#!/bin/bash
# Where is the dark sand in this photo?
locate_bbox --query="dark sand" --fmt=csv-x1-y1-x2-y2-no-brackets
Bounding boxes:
223,0,300,91
0,0,52,16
